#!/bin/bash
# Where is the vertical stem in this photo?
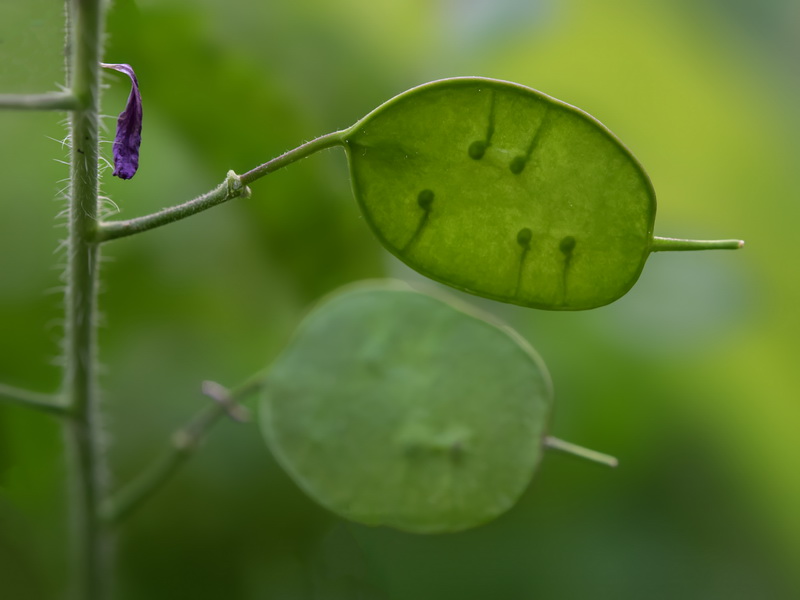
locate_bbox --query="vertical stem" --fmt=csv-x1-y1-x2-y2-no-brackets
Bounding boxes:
64,1,109,599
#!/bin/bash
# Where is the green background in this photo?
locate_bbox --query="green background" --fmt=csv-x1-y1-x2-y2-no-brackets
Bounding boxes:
1,0,798,598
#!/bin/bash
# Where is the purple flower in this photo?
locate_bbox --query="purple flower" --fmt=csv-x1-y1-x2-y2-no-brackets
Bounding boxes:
101,63,142,180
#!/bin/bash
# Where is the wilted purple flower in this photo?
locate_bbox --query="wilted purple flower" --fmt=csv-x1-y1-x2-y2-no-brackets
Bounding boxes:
101,63,142,180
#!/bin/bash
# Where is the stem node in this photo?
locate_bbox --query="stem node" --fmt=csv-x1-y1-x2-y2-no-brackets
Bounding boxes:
226,169,251,199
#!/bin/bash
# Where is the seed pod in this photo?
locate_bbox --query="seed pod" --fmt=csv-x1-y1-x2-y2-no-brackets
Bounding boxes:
260,283,555,533
342,77,742,310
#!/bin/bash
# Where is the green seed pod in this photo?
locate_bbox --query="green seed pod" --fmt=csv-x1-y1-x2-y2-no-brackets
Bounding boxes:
341,77,742,310
260,283,555,533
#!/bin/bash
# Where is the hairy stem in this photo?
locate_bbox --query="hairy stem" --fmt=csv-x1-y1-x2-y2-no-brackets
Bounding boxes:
95,130,346,243
101,376,264,524
94,170,249,242
0,383,66,416
63,0,110,598
0,91,79,111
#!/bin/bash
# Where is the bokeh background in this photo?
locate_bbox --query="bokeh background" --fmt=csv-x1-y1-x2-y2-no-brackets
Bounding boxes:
2,0,799,598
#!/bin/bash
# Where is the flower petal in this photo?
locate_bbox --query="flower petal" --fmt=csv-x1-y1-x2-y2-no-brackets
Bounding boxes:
101,63,142,180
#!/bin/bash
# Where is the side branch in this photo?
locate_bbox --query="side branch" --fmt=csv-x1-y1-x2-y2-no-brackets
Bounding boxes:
0,91,79,111
0,383,67,416
100,374,265,524
95,130,346,243
239,129,346,184
94,170,249,242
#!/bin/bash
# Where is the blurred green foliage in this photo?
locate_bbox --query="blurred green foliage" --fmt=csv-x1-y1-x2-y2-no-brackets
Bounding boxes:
1,0,799,598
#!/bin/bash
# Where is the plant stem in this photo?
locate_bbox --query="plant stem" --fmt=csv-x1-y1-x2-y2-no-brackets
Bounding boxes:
94,170,249,242
651,236,744,252
238,130,345,185
63,1,109,599
95,130,346,243
101,402,226,524
0,383,66,416
544,436,618,468
101,376,264,524
0,91,79,111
